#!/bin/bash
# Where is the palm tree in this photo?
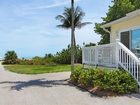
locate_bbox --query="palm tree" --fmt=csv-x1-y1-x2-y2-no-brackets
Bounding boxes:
3,51,18,64
56,7,91,45
71,0,75,71
56,4,91,71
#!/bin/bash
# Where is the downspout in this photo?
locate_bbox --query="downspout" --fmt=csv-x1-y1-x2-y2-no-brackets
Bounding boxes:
102,27,111,34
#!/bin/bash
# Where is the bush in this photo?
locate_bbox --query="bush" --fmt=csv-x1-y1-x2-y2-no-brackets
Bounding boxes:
70,68,138,94
70,68,81,83
17,57,56,66
53,45,82,64
3,51,18,64
17,59,33,65
78,70,94,87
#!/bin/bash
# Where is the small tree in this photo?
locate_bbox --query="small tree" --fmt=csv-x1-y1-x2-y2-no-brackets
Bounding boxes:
3,51,18,64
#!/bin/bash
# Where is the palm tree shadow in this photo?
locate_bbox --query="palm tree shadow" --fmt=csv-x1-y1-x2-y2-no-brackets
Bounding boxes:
0,78,69,91
126,94,140,100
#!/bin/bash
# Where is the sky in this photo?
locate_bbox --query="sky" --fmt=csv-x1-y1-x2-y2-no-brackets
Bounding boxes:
0,0,112,58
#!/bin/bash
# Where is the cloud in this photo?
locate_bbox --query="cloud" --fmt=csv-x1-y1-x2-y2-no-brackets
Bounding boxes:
28,0,81,10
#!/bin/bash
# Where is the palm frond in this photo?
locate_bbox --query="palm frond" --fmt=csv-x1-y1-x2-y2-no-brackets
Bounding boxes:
55,15,66,22
76,22,92,29
56,25,70,29
56,6,91,29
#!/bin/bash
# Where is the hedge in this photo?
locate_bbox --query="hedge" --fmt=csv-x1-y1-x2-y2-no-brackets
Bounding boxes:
70,68,138,94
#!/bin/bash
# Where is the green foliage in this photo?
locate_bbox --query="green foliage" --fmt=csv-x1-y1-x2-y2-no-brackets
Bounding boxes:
17,59,33,65
78,70,94,87
104,0,134,22
70,68,138,94
70,67,82,83
84,42,96,47
95,0,140,45
56,6,91,65
56,6,91,29
94,23,110,45
53,45,82,64
134,0,140,9
92,69,106,87
44,53,54,59
101,70,137,94
17,56,56,66
2,44,83,65
3,51,18,64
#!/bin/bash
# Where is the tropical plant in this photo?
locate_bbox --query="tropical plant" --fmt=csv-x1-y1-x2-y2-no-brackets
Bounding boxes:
53,44,82,64
56,6,91,46
84,42,96,47
95,0,140,45
56,4,91,70
3,51,18,64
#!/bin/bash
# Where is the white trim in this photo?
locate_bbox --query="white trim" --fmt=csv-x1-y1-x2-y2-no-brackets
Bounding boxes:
119,26,140,39
101,9,140,28
119,26,140,50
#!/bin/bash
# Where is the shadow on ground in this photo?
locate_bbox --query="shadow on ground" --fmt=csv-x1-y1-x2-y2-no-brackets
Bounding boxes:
0,78,140,100
0,78,71,91
126,94,140,100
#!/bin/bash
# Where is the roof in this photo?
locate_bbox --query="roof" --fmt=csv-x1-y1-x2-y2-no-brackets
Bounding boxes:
101,9,140,28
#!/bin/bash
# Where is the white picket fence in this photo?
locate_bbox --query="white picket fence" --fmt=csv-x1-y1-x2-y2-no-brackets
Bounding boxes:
82,42,140,84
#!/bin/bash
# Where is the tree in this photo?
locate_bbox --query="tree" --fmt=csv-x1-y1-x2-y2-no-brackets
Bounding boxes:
3,51,18,64
56,7,91,45
56,5,91,70
53,44,82,64
71,0,75,71
44,53,53,59
134,0,140,9
84,42,96,47
95,0,139,44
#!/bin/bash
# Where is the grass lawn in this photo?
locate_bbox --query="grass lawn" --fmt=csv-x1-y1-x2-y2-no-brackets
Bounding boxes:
4,64,82,74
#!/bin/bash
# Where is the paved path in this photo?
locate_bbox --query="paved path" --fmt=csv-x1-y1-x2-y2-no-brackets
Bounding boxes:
0,63,140,105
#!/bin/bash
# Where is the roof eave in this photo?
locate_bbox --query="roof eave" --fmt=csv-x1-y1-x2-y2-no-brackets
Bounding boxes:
101,9,140,28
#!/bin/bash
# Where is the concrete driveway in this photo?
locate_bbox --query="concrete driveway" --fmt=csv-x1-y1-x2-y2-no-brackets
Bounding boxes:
0,63,140,105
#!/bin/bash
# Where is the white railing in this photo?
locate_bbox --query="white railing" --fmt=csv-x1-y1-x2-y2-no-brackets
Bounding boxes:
82,41,140,84
117,42,140,83
82,43,116,67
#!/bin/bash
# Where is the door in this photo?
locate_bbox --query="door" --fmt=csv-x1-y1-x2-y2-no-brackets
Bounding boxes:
120,31,130,49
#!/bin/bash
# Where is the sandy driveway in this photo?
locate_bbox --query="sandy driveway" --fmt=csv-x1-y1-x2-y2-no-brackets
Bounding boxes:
0,63,140,105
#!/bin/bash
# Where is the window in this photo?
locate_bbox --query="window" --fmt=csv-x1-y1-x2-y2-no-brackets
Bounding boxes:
131,29,140,58
120,28,140,58
120,31,130,49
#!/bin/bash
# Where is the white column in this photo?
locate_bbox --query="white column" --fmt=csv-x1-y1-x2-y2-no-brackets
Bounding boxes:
116,39,120,68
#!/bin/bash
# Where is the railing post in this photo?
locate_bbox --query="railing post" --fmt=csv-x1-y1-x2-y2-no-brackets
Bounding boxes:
95,46,98,67
82,47,84,65
116,39,120,68
89,48,92,67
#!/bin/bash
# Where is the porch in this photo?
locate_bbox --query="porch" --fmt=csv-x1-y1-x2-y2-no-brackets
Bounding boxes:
82,41,140,84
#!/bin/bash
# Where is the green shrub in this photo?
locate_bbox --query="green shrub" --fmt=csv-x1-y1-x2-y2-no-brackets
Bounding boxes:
78,69,95,87
70,68,81,83
3,51,18,64
17,56,56,66
92,69,106,87
101,70,137,94
70,68,138,94
17,59,33,65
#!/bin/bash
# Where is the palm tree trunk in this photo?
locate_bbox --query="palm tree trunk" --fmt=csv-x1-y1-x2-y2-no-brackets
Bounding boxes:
73,32,77,63
71,0,75,71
